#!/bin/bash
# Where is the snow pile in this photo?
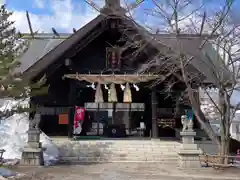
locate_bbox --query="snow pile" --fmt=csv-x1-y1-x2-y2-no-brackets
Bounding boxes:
0,111,59,166
0,98,29,112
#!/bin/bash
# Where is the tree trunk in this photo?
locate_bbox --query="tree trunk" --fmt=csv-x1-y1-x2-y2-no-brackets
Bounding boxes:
218,89,231,164
219,138,230,164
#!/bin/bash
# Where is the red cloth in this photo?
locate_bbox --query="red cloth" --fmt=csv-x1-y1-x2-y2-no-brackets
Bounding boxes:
74,106,85,128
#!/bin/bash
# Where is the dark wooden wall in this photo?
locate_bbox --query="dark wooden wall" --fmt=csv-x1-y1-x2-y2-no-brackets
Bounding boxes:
34,21,187,137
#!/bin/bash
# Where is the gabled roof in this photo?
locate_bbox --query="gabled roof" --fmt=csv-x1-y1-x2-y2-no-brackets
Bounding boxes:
19,15,105,80
120,19,230,84
154,35,231,84
15,38,64,73
17,13,230,85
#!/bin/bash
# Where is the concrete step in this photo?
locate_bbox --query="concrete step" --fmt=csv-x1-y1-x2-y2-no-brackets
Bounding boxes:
59,141,180,147
59,153,179,158
58,149,179,154
106,155,178,159
72,152,178,156
59,152,179,158
55,144,179,147
58,148,180,152
54,141,180,145
56,144,180,148
55,140,180,164
112,153,178,157
60,156,178,162
58,148,179,153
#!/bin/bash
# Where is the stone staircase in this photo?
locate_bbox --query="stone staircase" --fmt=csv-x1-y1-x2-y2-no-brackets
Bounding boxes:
53,139,181,163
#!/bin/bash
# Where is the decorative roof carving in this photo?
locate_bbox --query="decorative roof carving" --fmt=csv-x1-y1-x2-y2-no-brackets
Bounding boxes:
100,0,126,15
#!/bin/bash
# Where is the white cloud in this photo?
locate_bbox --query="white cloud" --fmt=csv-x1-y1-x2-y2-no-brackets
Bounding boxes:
0,0,5,5
9,0,100,33
34,0,45,9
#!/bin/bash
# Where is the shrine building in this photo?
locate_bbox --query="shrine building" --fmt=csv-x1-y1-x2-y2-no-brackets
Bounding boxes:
17,0,225,139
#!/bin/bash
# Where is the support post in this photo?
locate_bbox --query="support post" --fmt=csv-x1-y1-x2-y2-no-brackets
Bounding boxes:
68,80,76,138
97,103,100,136
151,87,158,138
123,110,130,135
68,107,74,138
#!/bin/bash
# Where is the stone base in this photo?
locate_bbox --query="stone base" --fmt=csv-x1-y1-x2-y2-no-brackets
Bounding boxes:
178,149,201,168
28,142,42,148
28,129,41,142
178,144,202,169
20,147,44,166
180,143,198,149
178,130,202,168
180,131,196,144
180,130,196,136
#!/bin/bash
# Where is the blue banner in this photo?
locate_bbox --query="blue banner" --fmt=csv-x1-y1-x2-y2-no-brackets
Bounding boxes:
185,109,194,121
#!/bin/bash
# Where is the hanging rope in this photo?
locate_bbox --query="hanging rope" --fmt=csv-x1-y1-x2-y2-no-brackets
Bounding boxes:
123,83,132,102
108,83,118,102
63,74,159,84
94,83,104,103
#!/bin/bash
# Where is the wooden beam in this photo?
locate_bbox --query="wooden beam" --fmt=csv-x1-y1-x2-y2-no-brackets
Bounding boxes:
63,73,159,84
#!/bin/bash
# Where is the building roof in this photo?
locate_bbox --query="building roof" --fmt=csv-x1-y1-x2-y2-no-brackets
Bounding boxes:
15,38,64,74
16,13,231,85
19,15,105,80
154,34,230,84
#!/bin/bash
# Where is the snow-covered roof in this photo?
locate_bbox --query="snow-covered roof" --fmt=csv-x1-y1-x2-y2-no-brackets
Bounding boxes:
15,37,64,74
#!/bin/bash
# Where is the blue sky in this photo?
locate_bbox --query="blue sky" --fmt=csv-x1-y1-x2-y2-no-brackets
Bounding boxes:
2,0,239,33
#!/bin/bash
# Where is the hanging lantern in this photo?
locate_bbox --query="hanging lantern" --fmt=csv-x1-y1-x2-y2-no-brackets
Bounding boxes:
108,83,118,102
94,83,104,103
123,83,132,102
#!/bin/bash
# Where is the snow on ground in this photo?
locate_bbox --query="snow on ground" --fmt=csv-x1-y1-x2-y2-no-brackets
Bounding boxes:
0,99,60,166
0,98,29,112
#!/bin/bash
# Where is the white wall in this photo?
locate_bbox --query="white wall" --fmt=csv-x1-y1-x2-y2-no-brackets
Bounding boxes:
230,112,240,141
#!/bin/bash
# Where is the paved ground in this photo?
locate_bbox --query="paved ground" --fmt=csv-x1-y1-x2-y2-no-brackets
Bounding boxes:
10,162,240,180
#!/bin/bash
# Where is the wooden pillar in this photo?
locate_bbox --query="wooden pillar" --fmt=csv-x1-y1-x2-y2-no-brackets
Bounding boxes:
68,80,76,138
151,87,158,138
